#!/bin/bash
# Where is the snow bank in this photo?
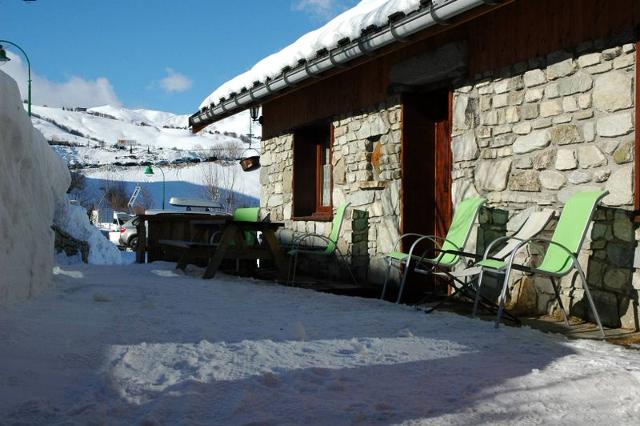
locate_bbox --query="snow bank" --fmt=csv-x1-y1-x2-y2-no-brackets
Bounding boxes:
200,0,422,107
0,70,70,305
53,197,124,265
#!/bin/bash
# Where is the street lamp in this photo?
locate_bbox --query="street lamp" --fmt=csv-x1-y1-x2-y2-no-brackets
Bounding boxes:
248,105,260,147
144,165,166,210
0,40,32,116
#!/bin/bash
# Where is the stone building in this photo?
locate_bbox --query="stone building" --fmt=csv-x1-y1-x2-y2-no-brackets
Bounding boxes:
190,0,640,329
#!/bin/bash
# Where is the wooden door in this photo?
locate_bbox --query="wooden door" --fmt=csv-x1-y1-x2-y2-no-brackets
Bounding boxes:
400,89,452,297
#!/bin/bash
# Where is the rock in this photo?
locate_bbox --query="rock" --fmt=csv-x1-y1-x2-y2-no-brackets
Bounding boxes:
505,106,520,123
519,104,539,120
493,94,508,108
539,170,566,189
515,157,533,169
267,194,283,207
540,100,562,117
490,134,516,148
453,95,473,132
494,76,523,93
578,94,592,109
507,206,538,232
587,289,621,328
613,54,634,69
513,130,550,154
509,170,541,192
593,71,634,112
603,267,632,291
567,170,592,184
451,179,480,206
475,158,512,191
333,158,346,184
558,71,593,96
546,57,577,80
555,149,578,170
613,211,634,242
585,61,613,75
603,165,633,206
451,131,479,161
596,113,633,137
532,118,552,129
552,114,572,124
613,140,634,164
581,122,595,142
600,140,619,155
602,46,622,60
607,245,634,269
549,124,582,145
523,69,546,87
577,52,601,67
578,145,607,168
558,185,603,203
513,122,532,135
533,149,555,170
593,169,611,183
545,83,559,99
562,96,579,112
525,88,543,102
347,190,375,207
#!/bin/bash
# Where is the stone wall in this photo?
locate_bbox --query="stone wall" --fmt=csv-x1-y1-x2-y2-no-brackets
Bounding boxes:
450,32,638,328
260,100,403,283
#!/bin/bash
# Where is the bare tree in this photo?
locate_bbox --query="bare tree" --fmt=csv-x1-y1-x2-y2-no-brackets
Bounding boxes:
201,163,239,213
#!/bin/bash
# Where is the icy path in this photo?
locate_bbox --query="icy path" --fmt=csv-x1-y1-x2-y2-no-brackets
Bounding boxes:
1,263,640,425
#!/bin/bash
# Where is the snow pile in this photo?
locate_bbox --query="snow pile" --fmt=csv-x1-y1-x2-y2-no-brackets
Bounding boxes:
53,197,124,265
0,70,70,305
200,0,422,107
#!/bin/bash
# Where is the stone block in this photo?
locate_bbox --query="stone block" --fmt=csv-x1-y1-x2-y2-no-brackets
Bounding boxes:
567,170,592,184
493,94,508,108
550,124,583,145
613,54,634,69
585,61,613,75
509,170,541,192
508,91,524,105
513,129,550,154
525,88,544,102
532,149,555,170
577,52,601,67
558,185,603,203
613,211,634,242
520,104,539,120
613,140,634,164
554,148,578,170
562,96,579,112
523,69,546,87
558,71,593,96
578,94,592,109
586,289,620,328
603,165,633,206
474,159,512,191
515,157,533,169
607,244,635,268
552,114,572,124
546,57,577,80
593,169,611,183
532,118,552,129
545,83,559,99
539,170,566,189
540,100,562,117
578,145,607,168
602,46,622,60
581,122,595,143
513,122,532,135
593,71,634,112
490,133,516,148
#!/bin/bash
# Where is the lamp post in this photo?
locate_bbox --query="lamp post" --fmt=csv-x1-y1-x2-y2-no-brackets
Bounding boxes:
0,40,32,116
144,165,166,210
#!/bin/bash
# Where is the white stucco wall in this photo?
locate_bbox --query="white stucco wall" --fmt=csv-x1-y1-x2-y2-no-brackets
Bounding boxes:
0,70,70,304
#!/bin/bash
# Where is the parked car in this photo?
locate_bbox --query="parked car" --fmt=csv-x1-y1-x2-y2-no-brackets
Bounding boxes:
119,217,140,250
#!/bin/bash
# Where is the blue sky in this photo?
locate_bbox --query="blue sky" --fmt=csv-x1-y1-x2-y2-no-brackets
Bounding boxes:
1,0,358,114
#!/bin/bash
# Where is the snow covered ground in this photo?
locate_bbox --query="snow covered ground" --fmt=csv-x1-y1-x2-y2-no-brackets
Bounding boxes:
1,262,639,425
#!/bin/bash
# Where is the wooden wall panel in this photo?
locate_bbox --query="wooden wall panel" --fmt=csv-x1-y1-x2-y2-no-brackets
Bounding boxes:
262,0,640,138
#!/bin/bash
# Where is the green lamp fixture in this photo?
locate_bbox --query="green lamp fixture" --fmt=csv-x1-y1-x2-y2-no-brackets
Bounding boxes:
143,165,166,210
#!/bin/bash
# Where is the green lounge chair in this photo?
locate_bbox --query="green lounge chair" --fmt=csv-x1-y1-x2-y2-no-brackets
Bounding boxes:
474,190,608,338
380,196,486,304
287,202,357,286
233,207,260,246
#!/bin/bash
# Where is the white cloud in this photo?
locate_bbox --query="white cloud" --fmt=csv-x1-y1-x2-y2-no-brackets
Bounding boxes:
0,51,121,108
293,0,349,20
159,68,192,93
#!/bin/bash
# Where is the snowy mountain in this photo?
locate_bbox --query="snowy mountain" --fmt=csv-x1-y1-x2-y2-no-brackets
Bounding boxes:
31,104,261,212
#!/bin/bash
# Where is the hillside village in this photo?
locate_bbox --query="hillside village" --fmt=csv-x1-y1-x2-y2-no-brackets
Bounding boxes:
2,0,640,424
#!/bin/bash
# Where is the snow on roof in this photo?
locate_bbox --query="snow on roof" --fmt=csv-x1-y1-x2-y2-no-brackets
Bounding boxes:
199,0,423,109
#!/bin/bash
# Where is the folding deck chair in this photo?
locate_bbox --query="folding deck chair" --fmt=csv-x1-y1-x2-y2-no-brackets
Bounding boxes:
379,196,486,304
287,202,358,286
473,190,608,338
423,208,556,316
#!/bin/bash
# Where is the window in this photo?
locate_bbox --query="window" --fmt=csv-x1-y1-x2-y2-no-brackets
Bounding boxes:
293,124,333,219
